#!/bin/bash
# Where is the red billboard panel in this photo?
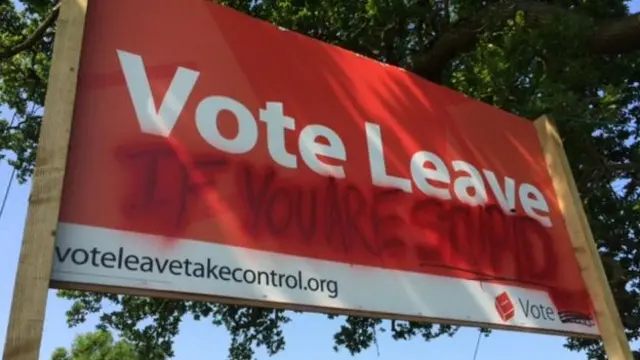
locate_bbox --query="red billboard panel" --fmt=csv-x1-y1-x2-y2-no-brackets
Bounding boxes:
51,0,598,336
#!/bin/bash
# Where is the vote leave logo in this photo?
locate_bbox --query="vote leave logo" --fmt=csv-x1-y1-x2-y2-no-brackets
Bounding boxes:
495,291,515,322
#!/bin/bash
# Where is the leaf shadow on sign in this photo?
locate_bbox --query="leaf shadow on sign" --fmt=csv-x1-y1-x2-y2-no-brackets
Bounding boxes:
202,6,577,326
280,39,513,328
287,36,595,333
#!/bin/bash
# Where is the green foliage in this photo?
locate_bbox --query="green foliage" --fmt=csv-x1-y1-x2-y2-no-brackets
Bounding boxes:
0,0,52,182
2,0,640,359
50,330,139,360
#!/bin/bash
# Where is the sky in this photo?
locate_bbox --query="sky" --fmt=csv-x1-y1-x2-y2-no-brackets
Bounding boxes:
1,2,640,359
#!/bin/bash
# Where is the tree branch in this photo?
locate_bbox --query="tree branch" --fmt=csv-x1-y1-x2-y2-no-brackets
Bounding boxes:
606,162,640,176
0,2,61,61
412,1,640,82
607,162,637,170
592,13,640,54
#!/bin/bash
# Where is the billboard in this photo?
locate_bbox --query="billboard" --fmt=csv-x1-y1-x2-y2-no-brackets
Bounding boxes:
50,0,599,337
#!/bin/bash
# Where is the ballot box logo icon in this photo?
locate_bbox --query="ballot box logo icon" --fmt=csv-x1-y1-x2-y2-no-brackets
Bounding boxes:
495,291,515,322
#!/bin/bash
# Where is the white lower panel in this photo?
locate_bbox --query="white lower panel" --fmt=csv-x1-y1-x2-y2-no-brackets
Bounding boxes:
52,222,599,336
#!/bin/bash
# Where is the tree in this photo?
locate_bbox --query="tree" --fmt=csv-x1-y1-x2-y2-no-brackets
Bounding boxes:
1,0,639,359
50,330,139,360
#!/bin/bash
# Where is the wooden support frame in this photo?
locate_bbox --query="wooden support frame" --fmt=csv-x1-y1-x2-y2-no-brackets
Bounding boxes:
2,0,88,359
534,116,633,360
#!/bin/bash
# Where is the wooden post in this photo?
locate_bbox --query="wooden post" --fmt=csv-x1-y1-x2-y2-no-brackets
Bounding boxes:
534,116,633,360
2,1,88,359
